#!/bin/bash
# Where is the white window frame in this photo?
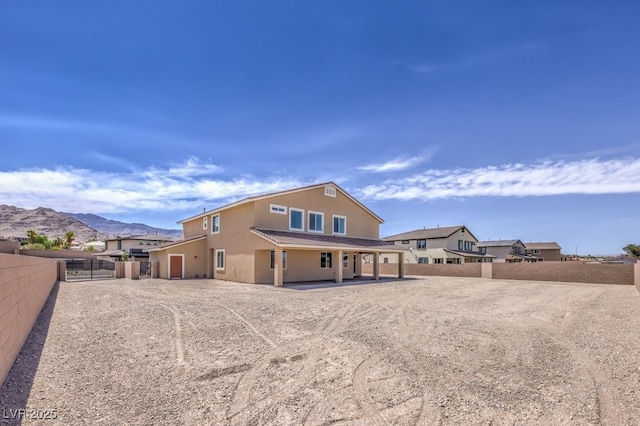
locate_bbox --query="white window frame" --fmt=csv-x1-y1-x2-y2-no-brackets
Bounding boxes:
215,249,225,271
270,250,288,270
270,204,287,215
342,252,349,268
320,252,332,268
324,185,337,197
289,208,304,231
332,215,346,236
202,216,208,230
308,211,324,233
211,214,220,234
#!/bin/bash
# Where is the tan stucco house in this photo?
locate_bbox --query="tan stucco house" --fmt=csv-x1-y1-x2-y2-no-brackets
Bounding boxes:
381,225,494,264
524,242,562,261
478,240,540,263
148,182,405,286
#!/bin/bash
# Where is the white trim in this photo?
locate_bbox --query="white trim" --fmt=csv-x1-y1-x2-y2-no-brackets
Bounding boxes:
211,214,220,234
320,251,332,268
215,249,225,270
308,210,324,233
289,207,304,231
168,254,185,279
342,252,349,269
202,217,208,230
324,185,337,197
270,204,287,215
332,215,347,236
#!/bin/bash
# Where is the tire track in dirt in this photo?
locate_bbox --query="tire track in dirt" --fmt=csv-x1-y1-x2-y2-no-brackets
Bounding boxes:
155,302,187,366
352,355,388,425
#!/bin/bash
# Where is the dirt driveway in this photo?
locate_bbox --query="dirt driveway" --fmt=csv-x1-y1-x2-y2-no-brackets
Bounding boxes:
2,277,640,425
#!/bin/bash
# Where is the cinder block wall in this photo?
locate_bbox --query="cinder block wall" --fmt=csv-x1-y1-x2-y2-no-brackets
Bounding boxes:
0,241,19,255
20,249,95,259
364,261,637,286
362,263,483,278
492,262,634,285
0,254,57,386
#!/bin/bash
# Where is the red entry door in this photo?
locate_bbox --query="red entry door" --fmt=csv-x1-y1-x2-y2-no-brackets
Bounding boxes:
170,256,182,279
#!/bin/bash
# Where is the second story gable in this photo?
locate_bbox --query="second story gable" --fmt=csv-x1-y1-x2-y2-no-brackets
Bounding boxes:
178,182,383,240
383,225,480,252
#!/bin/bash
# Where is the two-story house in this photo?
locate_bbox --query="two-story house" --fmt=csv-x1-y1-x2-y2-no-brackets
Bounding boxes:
477,240,540,263
148,182,405,286
382,225,494,264
524,242,562,261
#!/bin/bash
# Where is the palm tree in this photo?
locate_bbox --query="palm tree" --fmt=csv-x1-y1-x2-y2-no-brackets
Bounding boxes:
27,229,38,244
64,231,75,249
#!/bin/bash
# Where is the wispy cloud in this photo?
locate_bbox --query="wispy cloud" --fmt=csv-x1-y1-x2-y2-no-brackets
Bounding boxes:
357,158,640,200
0,159,303,215
358,151,435,173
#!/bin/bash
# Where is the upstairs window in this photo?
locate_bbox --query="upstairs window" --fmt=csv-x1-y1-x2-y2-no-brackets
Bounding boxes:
290,208,304,231
458,240,463,250
211,215,220,234
417,239,426,250
464,241,473,251
270,204,287,215
479,247,487,254
308,211,324,233
333,215,346,235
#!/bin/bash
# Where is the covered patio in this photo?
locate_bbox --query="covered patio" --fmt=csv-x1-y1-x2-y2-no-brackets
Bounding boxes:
250,228,407,286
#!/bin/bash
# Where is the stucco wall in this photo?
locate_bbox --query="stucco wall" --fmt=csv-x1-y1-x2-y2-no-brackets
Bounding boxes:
635,261,640,293
0,254,57,386
254,250,357,284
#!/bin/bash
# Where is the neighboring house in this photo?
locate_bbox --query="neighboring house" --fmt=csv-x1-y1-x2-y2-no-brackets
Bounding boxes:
601,255,638,264
524,242,562,261
96,234,178,261
83,240,106,252
148,182,405,286
382,225,494,264
477,240,540,263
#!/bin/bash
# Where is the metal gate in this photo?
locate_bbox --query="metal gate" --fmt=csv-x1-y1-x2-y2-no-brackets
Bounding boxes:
66,259,116,281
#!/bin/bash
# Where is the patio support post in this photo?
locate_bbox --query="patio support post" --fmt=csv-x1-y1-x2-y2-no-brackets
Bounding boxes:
337,250,343,283
373,252,380,280
398,254,404,279
273,247,283,287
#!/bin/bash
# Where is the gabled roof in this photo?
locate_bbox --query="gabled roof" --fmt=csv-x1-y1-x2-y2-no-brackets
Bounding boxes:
146,235,208,252
105,234,179,242
383,225,478,242
250,228,404,253
178,182,383,225
477,239,523,247
524,242,562,250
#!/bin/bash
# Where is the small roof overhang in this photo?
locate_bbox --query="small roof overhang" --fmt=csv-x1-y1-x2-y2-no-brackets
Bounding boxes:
444,249,496,259
146,235,208,252
250,228,406,254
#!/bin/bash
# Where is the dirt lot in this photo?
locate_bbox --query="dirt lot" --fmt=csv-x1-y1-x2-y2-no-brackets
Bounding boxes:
2,276,640,425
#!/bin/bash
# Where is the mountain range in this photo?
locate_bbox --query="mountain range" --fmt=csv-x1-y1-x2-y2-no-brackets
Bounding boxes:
0,205,182,242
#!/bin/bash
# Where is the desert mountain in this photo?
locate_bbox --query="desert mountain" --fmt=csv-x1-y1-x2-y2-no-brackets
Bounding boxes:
0,205,99,242
61,212,182,239
0,205,183,242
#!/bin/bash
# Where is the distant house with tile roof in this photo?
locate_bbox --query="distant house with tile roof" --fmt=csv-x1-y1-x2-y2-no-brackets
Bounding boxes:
148,182,405,286
477,239,540,263
382,225,494,264
524,242,562,261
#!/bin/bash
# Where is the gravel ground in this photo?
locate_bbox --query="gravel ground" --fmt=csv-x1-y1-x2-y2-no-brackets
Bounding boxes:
1,276,639,425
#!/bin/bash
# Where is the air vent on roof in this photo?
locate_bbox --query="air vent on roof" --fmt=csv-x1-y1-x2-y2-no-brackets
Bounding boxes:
324,185,337,197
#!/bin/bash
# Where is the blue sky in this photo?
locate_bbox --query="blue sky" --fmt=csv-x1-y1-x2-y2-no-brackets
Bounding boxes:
1,1,639,255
